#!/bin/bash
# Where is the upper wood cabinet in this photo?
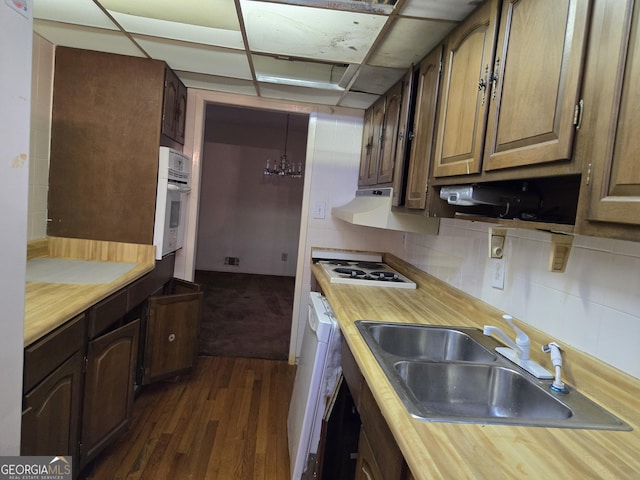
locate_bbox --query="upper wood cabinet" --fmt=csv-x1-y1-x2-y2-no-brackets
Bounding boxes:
575,0,640,240
359,80,404,188
432,0,499,178
162,66,187,145
433,0,591,178
48,47,186,246
360,97,387,186
404,46,443,210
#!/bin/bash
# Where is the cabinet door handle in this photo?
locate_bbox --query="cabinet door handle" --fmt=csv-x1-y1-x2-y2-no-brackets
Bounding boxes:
478,64,489,105
361,460,374,480
490,57,501,101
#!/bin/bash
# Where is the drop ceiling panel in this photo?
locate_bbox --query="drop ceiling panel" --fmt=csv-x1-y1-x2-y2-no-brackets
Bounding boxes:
33,20,145,57
133,35,252,79
258,82,343,105
369,17,455,68
399,0,479,22
98,0,240,30
109,12,244,50
253,55,351,90
350,65,406,95
339,91,380,109
177,71,258,96
240,0,387,64
34,0,116,30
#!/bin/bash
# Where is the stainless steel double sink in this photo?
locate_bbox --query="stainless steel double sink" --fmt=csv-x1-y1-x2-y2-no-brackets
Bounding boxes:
356,321,631,430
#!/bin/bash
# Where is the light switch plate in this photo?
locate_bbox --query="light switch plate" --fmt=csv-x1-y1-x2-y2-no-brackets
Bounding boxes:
313,201,326,219
491,257,505,289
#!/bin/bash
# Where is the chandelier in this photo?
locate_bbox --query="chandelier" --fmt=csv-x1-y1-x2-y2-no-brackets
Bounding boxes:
263,114,303,178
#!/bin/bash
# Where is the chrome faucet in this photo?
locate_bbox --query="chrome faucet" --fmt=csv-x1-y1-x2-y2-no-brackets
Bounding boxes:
484,315,553,379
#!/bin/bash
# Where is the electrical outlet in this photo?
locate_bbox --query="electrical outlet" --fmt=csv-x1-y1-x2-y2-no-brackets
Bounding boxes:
281,253,288,262
491,257,505,289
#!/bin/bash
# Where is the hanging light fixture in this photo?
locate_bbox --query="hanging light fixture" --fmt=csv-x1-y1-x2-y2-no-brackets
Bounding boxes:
263,113,303,178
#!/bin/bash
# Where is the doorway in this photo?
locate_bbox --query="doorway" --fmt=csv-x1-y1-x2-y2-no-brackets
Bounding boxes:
194,104,309,360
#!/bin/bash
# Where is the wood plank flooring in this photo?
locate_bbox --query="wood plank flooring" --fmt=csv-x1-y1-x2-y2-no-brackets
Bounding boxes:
85,356,296,480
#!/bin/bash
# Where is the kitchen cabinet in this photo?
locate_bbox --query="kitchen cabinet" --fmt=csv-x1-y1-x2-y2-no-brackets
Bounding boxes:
21,315,85,471
81,320,140,468
142,279,203,384
359,98,386,186
404,46,443,210
359,80,404,188
162,66,187,145
433,0,590,178
47,47,186,246
341,339,412,480
574,0,640,241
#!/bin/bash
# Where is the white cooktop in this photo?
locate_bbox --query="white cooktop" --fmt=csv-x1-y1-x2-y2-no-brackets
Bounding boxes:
312,250,416,289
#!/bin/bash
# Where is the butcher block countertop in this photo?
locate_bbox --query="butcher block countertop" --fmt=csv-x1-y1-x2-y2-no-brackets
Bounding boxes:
312,252,640,479
24,237,155,346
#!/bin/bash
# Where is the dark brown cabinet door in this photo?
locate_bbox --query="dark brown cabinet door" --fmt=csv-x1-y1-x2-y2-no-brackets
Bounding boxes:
21,351,83,461
175,81,188,144
161,67,187,145
81,320,140,467
142,280,203,385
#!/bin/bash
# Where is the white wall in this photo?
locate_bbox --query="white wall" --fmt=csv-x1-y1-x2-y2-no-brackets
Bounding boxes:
195,112,306,276
0,1,32,454
28,34,53,240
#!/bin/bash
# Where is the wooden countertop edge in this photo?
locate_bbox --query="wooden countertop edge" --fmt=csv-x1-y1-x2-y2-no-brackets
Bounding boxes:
312,255,640,479
24,237,156,346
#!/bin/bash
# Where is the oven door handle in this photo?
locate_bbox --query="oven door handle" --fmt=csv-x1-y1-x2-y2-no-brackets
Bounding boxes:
168,183,191,194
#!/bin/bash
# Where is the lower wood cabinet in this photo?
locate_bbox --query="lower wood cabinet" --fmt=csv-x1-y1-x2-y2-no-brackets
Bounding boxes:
142,279,202,384
355,427,384,480
21,253,202,477
341,339,413,480
80,320,140,468
21,314,85,473
21,351,84,461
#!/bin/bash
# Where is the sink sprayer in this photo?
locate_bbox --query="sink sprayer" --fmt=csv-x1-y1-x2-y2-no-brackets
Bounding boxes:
542,342,569,394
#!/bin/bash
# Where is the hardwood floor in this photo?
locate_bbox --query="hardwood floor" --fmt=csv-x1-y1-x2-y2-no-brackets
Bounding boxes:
86,356,296,480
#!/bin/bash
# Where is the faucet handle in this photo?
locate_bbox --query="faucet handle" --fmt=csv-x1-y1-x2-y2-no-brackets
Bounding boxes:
503,315,529,344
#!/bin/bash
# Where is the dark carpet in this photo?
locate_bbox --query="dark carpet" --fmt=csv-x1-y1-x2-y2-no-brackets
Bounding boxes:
194,270,295,361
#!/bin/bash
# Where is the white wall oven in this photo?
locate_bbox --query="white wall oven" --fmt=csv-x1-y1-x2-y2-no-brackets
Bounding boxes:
153,147,192,260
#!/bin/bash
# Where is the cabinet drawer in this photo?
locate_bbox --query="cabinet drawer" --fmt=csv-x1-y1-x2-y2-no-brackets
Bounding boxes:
127,253,175,309
24,314,86,393
88,288,128,339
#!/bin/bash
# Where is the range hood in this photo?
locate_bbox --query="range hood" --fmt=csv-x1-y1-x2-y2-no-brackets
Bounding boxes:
332,188,439,235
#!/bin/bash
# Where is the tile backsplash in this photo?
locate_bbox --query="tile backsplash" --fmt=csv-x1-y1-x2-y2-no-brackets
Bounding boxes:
383,219,640,380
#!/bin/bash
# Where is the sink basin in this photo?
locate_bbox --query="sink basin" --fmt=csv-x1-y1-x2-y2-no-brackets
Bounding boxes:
395,362,571,420
358,322,497,363
355,321,631,430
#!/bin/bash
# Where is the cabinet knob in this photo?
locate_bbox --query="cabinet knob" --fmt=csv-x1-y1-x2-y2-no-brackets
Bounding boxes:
168,333,176,342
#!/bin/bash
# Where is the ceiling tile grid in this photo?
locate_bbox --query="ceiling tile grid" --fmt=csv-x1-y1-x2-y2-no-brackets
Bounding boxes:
32,0,476,107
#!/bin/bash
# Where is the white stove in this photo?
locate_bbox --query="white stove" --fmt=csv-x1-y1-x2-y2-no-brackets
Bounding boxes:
312,250,416,289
